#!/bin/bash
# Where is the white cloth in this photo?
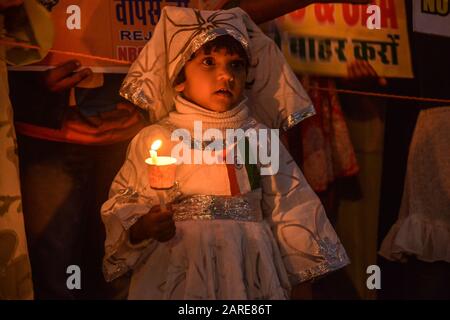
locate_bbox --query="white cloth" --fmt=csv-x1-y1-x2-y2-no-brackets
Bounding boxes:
120,6,314,131
379,107,450,263
101,98,349,299
0,0,53,299
169,95,250,133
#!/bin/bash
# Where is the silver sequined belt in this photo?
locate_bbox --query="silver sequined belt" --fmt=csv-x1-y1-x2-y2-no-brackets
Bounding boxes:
171,193,263,222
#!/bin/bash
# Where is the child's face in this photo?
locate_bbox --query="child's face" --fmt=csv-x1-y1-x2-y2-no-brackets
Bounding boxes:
175,48,247,113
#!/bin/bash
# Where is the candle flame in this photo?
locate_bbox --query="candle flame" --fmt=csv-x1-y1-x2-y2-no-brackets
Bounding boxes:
151,139,162,151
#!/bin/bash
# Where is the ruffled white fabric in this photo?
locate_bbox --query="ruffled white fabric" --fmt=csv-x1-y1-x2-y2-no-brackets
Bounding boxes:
379,107,450,263
380,215,450,263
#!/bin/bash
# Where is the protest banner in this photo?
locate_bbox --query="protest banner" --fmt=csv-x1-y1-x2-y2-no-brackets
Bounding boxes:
9,0,227,72
271,0,413,78
413,0,450,38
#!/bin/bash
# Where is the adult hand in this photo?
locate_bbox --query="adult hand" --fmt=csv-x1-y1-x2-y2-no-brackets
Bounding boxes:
130,204,176,244
42,59,92,92
343,60,387,89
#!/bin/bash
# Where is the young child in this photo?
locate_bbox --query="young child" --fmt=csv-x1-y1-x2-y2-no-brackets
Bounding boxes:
101,6,349,299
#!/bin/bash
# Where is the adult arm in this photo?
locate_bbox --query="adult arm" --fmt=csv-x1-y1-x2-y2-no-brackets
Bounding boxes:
224,0,371,24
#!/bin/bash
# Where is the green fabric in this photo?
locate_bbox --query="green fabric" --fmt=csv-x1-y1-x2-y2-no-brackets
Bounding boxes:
236,137,261,191
244,137,260,190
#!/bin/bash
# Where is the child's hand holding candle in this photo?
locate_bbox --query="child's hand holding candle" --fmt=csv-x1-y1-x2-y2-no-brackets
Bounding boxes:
129,203,176,244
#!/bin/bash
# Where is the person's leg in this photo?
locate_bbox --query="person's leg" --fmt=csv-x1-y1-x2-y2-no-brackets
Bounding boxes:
80,140,131,299
17,135,92,299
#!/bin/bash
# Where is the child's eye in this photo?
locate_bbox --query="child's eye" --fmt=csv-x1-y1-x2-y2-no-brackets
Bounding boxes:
202,57,214,66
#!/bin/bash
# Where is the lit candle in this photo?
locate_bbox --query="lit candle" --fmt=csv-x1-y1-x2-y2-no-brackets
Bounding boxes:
149,139,162,165
150,150,157,165
145,139,177,188
145,139,177,213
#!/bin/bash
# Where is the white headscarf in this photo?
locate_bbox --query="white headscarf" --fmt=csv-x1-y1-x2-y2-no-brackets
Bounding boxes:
120,6,314,131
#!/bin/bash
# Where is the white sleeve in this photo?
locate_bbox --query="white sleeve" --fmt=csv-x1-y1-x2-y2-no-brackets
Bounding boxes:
101,129,159,282
261,137,350,285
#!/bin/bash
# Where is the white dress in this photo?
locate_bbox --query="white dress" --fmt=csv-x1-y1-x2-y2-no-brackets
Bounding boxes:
101,98,349,299
379,107,450,263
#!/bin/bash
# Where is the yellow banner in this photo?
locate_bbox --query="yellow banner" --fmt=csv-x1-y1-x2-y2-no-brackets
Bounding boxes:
273,0,413,78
